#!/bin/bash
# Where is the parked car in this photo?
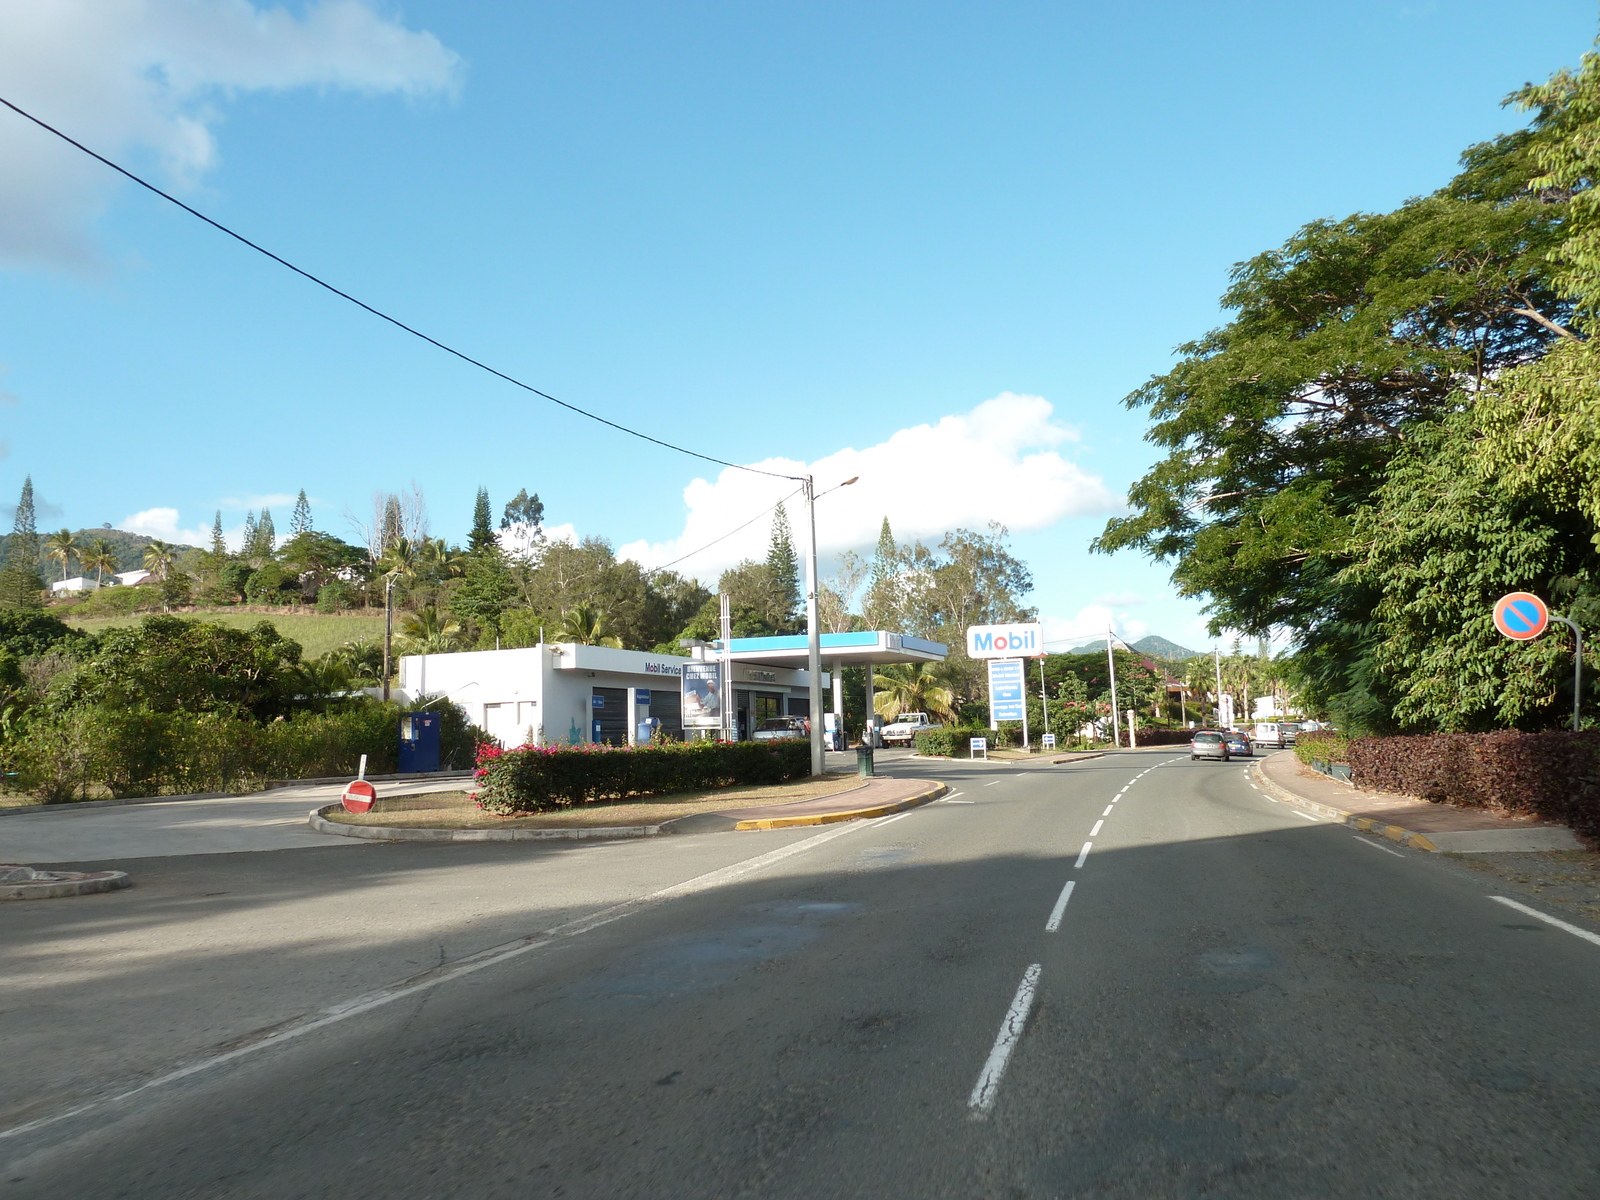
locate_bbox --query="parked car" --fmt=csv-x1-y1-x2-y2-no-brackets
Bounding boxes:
751,716,809,742
1190,730,1229,761
1221,729,1252,756
881,712,941,745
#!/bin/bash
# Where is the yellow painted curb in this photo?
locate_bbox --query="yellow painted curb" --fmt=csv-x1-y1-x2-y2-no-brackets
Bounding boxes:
733,782,948,830
1249,760,1439,852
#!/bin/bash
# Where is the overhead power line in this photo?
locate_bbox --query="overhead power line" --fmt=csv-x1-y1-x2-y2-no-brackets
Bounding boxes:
647,485,804,575
0,95,792,482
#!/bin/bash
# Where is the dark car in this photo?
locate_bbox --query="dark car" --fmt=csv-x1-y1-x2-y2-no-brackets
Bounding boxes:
752,716,809,742
1189,730,1229,761
1221,730,1252,757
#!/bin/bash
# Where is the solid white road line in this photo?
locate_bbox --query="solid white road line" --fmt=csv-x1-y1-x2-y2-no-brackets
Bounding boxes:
946,792,966,799
1044,881,1076,932
1101,805,1114,817
1352,836,1404,857
985,781,1002,787
875,812,912,826
1074,842,1092,868
1089,820,1104,837
968,963,1042,1116
1291,811,1318,821
0,818,873,1144
941,800,975,805
1489,896,1600,948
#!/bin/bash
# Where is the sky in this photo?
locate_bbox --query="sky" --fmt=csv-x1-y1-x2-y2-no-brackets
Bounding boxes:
0,0,1595,654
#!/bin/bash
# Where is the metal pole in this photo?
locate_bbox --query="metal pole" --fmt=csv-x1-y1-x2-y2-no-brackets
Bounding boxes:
1106,626,1120,748
1214,645,1223,728
1552,612,1584,732
1039,659,1050,739
720,593,733,743
382,575,394,702
804,475,824,777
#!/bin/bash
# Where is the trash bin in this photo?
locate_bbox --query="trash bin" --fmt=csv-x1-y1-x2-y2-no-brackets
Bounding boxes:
856,744,875,778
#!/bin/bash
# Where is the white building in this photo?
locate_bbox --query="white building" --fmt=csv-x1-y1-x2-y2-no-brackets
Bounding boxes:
49,576,99,594
396,642,825,748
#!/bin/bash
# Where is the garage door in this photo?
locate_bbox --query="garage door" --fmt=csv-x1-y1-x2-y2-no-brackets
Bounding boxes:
592,687,628,746
648,688,682,740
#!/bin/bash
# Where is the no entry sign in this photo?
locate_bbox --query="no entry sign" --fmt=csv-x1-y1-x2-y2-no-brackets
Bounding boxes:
1493,592,1550,641
341,779,377,814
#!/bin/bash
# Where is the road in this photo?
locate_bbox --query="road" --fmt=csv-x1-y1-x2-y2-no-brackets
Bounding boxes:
5,748,1600,1198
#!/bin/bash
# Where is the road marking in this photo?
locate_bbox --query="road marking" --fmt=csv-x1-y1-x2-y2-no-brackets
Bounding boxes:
985,780,1002,787
1489,896,1600,947
946,792,965,799
1291,811,1318,821
1074,842,1092,868
1089,820,1104,837
968,963,1042,1117
941,800,975,804
1044,881,1076,932
1352,836,1404,857
875,812,912,826
1101,805,1114,816
0,818,873,1144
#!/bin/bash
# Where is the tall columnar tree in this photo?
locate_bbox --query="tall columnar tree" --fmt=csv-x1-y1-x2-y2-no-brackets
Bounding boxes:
289,490,313,537
862,517,901,630
210,511,227,558
0,476,43,609
766,501,800,624
254,508,277,560
469,487,497,554
240,511,258,561
381,495,403,556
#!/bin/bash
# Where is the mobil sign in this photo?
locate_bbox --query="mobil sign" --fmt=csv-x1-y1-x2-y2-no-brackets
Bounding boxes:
966,622,1044,659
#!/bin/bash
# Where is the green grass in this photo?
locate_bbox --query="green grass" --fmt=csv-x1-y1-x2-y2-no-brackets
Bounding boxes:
65,610,388,659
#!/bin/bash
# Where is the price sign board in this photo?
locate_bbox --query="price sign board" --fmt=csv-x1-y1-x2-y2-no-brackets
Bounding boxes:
987,658,1026,722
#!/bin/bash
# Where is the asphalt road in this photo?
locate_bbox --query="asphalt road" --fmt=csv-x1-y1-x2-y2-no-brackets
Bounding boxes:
6,748,1600,1198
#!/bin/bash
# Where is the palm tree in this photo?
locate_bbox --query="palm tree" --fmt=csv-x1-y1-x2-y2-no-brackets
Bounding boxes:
142,540,176,582
43,529,77,582
871,661,957,723
394,606,467,655
419,537,466,580
559,602,623,648
79,538,118,588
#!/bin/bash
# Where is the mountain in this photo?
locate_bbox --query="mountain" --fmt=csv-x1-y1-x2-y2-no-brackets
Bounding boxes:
1130,635,1201,661
0,527,202,578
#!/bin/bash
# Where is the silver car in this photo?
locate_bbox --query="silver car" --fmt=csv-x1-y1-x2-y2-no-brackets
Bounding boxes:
1189,730,1229,761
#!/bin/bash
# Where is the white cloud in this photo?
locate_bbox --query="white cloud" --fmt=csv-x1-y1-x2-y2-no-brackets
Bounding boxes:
618,393,1117,581
0,0,461,270
121,505,235,548
1040,606,1150,652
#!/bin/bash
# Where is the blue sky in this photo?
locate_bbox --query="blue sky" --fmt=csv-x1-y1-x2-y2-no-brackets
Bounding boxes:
0,1,1594,651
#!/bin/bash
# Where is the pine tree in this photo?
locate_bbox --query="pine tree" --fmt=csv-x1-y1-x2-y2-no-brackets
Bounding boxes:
862,516,899,630
255,508,276,558
469,487,497,554
210,511,227,558
381,495,403,555
240,511,258,562
290,490,313,536
766,500,800,624
0,475,44,609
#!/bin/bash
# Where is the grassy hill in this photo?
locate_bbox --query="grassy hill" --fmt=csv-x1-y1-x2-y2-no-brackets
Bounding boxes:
1130,634,1201,662
65,610,386,660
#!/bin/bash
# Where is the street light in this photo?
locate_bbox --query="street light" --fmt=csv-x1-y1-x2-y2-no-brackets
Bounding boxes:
804,475,858,777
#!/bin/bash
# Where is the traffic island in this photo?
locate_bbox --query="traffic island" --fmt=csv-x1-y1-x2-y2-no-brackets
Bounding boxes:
2,863,130,900
309,773,936,842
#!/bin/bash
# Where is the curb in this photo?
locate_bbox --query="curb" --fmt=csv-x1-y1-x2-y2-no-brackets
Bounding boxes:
731,781,947,829
1249,759,1440,852
0,771,477,819
2,869,131,900
308,806,659,842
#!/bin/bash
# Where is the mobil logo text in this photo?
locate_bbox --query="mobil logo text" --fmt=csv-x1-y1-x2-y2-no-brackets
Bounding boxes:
966,622,1044,659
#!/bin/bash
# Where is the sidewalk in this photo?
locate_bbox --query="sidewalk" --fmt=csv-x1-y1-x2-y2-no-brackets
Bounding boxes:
1254,751,1583,852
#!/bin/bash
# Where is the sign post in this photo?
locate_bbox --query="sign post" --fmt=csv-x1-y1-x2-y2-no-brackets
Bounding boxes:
341,755,376,814
1493,592,1583,731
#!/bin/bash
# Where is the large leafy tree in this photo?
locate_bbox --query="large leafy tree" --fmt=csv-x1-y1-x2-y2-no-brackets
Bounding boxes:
1094,126,1577,727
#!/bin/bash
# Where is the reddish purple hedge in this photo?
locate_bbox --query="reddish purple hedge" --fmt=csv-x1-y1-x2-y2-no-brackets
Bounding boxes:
1348,731,1600,842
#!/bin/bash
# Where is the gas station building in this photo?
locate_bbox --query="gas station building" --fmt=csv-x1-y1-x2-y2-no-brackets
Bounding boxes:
395,630,947,748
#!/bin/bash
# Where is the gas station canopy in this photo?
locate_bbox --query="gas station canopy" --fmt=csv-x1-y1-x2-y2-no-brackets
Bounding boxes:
719,631,948,668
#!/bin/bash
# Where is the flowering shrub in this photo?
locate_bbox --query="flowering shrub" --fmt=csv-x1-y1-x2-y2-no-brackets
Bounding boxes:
475,738,811,813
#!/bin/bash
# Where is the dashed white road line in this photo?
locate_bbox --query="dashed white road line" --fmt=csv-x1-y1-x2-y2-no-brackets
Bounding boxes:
1489,896,1600,948
875,811,912,827
1291,810,1318,821
1044,881,1076,932
968,963,1042,1117
1101,805,1114,817
985,780,1002,787
940,800,976,805
1074,842,1092,869
1352,836,1404,857
1089,820,1104,837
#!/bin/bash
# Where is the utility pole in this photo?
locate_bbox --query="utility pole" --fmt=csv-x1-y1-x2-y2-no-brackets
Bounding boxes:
382,574,395,702
803,475,824,777
1106,626,1121,748
1039,658,1050,740
1213,645,1224,728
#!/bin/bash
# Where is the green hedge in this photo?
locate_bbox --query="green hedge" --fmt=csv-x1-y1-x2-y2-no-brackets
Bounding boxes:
475,739,811,814
1294,729,1350,766
915,726,1003,757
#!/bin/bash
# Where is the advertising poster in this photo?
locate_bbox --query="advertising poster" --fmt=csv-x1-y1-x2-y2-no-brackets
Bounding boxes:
681,662,724,729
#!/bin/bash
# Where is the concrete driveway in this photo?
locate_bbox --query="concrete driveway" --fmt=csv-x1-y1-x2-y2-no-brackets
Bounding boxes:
0,780,461,864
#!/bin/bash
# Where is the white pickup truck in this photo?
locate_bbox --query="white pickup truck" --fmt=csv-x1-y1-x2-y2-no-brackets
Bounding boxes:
881,712,941,745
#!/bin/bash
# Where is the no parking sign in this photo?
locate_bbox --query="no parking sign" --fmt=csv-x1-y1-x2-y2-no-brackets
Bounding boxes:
1493,592,1550,641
